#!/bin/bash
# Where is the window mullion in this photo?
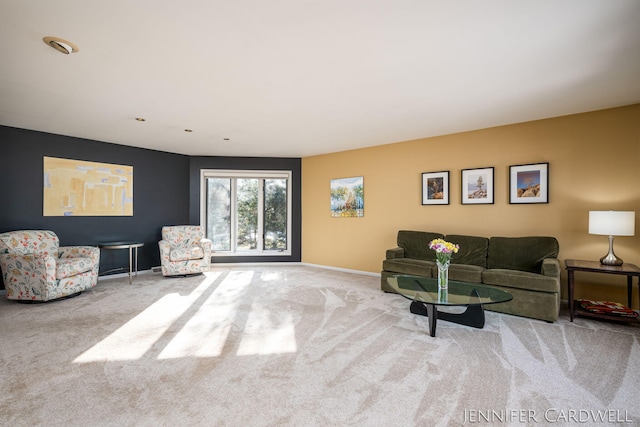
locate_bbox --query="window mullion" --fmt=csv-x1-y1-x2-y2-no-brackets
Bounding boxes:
257,179,264,253
231,178,237,253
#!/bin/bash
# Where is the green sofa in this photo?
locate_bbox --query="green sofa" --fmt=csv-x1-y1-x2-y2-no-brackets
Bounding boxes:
381,230,561,322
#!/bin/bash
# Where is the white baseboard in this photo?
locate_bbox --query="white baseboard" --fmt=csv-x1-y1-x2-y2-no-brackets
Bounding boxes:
94,262,380,281
210,261,303,268
98,268,156,282
209,261,380,277
300,263,381,277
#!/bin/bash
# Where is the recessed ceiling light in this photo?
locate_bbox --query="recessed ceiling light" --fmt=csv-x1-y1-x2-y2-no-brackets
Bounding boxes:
184,129,193,133
223,138,230,141
135,117,146,122
43,36,79,54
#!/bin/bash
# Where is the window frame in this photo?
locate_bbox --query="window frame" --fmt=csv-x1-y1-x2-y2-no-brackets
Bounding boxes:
200,169,292,257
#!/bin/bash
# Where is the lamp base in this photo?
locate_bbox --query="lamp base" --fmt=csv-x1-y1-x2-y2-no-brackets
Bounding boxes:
600,253,623,266
600,235,623,266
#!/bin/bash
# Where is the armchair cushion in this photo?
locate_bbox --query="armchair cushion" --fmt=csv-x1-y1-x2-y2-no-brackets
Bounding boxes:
170,246,204,262
56,257,94,279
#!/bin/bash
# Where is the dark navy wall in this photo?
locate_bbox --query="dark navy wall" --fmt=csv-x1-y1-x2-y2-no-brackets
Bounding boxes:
0,126,190,287
0,126,303,289
189,156,302,263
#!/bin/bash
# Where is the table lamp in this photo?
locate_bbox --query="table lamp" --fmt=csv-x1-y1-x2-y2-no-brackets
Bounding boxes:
588,211,635,266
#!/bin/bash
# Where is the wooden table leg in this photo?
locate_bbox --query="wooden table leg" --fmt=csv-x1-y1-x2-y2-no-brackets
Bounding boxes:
568,269,575,322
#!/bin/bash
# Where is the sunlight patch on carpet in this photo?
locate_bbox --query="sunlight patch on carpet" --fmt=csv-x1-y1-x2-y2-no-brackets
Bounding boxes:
73,272,224,362
158,271,255,359
237,302,297,355
259,270,286,282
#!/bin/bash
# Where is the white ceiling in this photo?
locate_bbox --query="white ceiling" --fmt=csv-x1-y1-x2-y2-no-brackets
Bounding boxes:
1,1,639,158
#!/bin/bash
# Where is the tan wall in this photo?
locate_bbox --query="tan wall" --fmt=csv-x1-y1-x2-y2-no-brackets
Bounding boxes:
302,104,640,308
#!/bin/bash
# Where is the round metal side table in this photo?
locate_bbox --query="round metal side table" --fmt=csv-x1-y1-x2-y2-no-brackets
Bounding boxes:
99,242,144,284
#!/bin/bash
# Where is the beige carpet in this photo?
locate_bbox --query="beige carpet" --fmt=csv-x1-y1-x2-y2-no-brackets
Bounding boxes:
0,265,638,427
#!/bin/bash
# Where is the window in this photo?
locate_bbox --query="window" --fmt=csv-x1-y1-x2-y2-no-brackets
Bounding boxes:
200,170,292,256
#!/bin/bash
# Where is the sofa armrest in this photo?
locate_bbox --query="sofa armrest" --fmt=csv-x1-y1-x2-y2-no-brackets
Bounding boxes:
385,247,405,259
541,258,561,278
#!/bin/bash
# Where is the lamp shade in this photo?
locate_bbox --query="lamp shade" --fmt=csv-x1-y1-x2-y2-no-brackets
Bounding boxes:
588,211,635,236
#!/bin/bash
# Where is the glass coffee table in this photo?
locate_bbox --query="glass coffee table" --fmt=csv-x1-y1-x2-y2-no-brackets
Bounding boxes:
387,275,513,337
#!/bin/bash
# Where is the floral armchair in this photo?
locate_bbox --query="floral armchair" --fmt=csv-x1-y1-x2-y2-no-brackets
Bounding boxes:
159,225,212,276
0,230,100,302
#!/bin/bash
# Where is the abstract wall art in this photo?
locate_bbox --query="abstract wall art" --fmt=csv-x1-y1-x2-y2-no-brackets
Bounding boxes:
43,156,133,216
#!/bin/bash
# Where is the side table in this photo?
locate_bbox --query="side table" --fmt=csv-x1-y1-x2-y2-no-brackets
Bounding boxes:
99,242,144,284
565,259,640,322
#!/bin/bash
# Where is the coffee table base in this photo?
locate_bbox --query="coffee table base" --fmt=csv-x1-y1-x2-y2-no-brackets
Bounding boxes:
409,298,486,337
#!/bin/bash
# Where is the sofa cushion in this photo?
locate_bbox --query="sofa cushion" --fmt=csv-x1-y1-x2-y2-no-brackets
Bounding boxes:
397,230,444,260
56,257,93,279
482,268,559,293
170,247,204,262
434,263,485,283
445,234,489,267
487,236,559,273
484,284,560,322
382,258,435,277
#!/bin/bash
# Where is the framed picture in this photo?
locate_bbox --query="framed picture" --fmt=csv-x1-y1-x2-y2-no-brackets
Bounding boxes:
509,162,549,204
461,167,494,204
43,156,133,216
330,176,364,217
422,171,449,205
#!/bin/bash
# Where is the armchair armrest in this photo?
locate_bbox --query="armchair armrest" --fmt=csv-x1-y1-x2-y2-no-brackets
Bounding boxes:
200,238,212,259
59,245,101,276
0,253,56,294
385,247,405,260
541,258,561,278
59,245,100,260
158,240,171,257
